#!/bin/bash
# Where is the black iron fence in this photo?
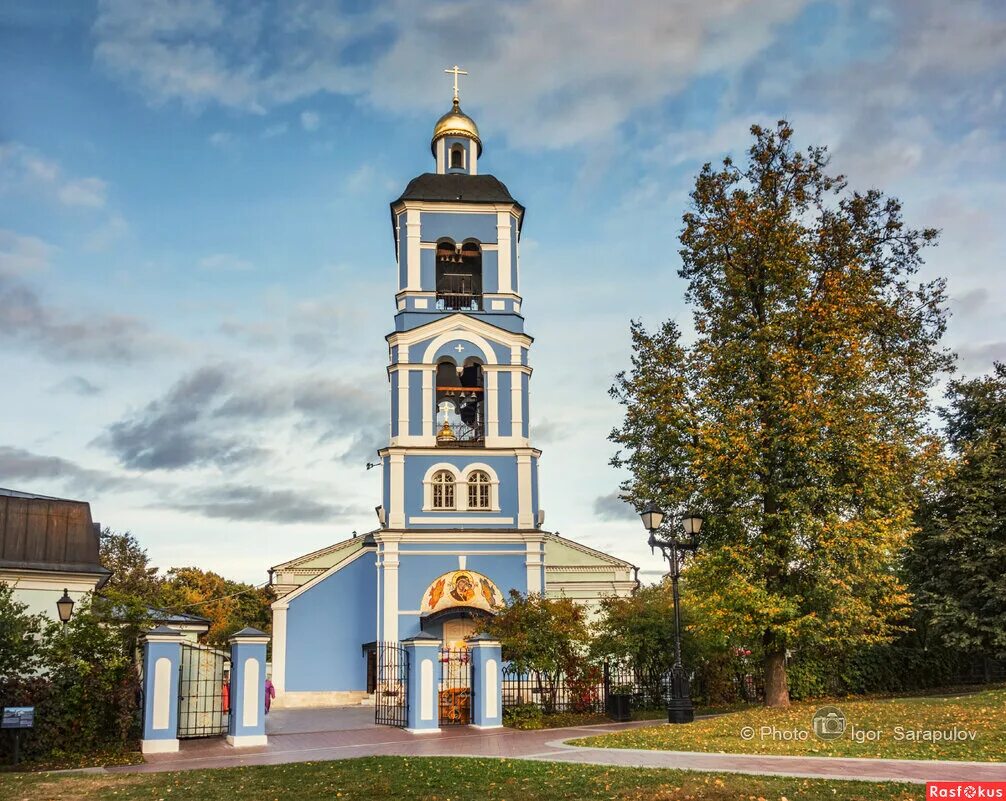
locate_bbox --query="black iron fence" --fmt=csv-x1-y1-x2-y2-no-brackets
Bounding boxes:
439,647,472,725
177,643,229,738
501,664,605,714
374,642,408,728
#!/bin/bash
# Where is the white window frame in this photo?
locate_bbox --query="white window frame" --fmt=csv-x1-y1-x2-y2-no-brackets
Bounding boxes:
422,462,500,512
430,469,456,510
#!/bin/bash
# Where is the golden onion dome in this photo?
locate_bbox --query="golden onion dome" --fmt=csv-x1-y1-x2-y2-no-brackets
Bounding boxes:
431,99,483,156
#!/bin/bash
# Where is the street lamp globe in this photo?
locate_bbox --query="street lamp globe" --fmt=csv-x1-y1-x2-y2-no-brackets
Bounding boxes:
681,513,704,537
640,503,665,533
56,588,74,624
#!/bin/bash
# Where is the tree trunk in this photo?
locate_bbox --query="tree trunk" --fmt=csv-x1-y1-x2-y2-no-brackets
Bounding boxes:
764,649,790,708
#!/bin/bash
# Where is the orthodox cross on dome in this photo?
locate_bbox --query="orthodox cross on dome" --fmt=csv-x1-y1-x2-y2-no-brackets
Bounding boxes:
444,64,468,103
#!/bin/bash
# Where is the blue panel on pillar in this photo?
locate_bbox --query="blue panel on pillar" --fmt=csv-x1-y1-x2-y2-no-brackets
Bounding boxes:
408,369,423,436
420,248,435,290
482,250,499,293
498,372,512,437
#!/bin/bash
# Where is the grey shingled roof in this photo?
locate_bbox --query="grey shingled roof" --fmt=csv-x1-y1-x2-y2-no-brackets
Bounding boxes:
389,173,525,253
393,173,522,206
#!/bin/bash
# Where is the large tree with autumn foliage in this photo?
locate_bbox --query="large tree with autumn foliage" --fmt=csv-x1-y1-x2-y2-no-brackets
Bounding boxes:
610,122,951,707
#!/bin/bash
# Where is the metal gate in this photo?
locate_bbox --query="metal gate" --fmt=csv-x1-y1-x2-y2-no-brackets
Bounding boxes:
177,642,230,738
374,642,409,727
439,647,472,725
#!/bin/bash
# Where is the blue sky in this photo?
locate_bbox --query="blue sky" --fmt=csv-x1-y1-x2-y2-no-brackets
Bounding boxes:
2,0,1004,584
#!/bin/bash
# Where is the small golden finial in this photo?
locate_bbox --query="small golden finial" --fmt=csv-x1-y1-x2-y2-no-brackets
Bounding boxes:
444,64,468,105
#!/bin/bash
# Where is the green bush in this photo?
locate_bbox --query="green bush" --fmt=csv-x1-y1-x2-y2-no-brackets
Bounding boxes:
503,703,544,729
0,588,140,765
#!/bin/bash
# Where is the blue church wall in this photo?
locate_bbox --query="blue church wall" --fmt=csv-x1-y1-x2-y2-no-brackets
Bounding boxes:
390,371,400,438
498,372,512,437
421,212,497,245
393,311,526,335
520,347,528,366
285,553,376,692
408,369,423,436
521,373,530,439
403,454,519,526
430,339,489,365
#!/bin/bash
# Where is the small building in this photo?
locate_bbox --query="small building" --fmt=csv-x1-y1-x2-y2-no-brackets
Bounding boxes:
0,488,111,618
269,89,638,709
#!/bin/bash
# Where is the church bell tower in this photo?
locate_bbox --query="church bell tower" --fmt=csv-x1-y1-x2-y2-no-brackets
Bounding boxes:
374,70,543,641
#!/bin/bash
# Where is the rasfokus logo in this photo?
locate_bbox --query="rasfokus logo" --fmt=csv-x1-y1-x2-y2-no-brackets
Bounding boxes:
927,783,1006,799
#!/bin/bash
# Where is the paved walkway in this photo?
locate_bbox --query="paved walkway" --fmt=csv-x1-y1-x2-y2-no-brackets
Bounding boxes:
105,714,1006,785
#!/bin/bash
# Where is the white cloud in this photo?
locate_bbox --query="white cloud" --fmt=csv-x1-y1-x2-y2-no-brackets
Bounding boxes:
0,143,108,208
0,229,56,276
56,176,108,208
208,130,233,147
92,0,809,148
262,122,288,139
84,214,129,252
200,252,253,271
300,110,320,131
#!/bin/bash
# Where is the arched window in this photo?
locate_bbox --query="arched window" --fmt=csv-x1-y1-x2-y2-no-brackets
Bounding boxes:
450,144,464,169
468,470,491,510
431,470,455,510
436,239,482,311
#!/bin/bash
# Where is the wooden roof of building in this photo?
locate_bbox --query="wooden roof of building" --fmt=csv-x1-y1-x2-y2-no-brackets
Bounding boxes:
0,488,111,583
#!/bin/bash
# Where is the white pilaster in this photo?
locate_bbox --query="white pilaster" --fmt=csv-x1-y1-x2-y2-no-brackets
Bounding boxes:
422,367,434,437
510,368,523,442
406,208,422,290
485,369,499,445
270,605,287,694
525,541,543,593
382,541,400,642
497,212,512,294
389,453,405,528
517,453,533,528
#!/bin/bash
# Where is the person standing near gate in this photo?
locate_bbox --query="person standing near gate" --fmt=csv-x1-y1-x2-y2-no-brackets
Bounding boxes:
264,675,275,714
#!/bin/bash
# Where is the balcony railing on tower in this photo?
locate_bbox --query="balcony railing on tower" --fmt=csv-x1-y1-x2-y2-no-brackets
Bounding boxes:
436,274,482,311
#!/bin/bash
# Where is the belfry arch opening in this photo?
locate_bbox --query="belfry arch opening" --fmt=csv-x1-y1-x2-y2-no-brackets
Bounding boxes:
435,356,484,446
436,239,482,311
450,144,465,170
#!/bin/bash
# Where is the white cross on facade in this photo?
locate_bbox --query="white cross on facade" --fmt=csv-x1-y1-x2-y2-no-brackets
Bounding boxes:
454,343,465,353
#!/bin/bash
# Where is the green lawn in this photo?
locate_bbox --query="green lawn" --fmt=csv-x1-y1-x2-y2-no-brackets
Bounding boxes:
576,687,1006,762
0,756,923,801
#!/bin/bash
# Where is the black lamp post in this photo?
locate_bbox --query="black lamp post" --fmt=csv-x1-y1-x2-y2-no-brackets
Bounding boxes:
640,503,703,724
56,588,74,625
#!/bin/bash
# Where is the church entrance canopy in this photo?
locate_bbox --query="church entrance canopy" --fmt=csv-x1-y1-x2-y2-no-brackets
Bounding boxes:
419,570,502,633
